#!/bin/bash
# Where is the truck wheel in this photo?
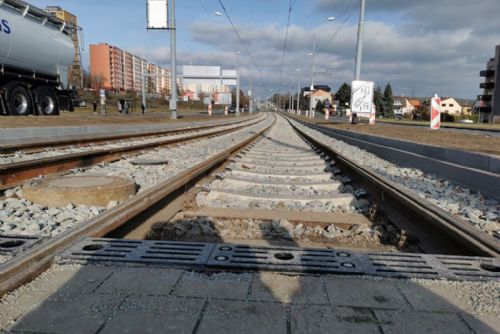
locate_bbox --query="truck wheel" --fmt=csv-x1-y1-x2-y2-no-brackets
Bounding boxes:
6,85,33,116
35,87,59,116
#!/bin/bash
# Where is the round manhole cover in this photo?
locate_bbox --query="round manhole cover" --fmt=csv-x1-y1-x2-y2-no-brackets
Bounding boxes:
24,175,136,208
130,158,169,166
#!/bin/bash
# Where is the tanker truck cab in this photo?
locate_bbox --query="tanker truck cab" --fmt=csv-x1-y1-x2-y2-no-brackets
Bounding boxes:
0,0,75,116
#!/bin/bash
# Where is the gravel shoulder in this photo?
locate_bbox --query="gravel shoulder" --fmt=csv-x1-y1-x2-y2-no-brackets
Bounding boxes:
295,116,500,156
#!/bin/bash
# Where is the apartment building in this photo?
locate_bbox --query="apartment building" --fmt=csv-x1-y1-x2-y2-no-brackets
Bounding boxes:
90,43,170,94
479,45,500,123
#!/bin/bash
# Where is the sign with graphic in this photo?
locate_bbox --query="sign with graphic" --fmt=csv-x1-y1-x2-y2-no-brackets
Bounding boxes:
351,80,374,117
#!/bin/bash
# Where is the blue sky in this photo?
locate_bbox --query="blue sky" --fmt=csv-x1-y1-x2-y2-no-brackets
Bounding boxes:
30,0,500,99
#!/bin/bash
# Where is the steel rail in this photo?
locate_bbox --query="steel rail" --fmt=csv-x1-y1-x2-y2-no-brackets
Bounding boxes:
0,114,275,296
285,115,500,257
0,115,265,189
0,114,259,154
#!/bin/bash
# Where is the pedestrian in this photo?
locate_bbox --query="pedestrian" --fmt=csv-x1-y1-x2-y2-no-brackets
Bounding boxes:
92,100,97,114
124,101,129,114
117,100,122,114
141,103,145,114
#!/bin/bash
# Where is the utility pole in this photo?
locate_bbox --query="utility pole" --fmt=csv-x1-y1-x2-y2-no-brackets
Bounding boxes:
236,52,240,115
309,34,316,118
249,73,254,113
168,0,177,119
296,68,301,115
354,0,366,80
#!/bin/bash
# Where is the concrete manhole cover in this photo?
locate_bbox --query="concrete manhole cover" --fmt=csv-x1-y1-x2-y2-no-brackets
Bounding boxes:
23,175,137,207
129,158,169,166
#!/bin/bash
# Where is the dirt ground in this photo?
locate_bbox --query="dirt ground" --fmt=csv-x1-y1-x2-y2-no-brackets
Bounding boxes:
322,123,500,156
0,111,249,128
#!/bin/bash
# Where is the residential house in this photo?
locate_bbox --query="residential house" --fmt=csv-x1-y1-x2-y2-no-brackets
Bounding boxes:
440,97,462,116
393,97,420,117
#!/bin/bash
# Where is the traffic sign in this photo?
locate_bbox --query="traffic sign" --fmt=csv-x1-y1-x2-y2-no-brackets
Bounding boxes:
351,80,374,117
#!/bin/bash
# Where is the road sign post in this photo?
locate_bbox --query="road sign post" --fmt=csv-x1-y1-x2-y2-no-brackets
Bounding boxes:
351,80,374,122
147,0,177,119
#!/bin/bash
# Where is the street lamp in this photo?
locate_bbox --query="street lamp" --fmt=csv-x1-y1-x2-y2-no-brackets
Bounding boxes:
309,35,315,119
308,17,335,118
236,51,241,115
296,68,301,115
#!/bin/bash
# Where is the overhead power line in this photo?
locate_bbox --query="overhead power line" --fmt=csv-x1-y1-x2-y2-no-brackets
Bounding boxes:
317,0,360,53
279,0,296,88
216,0,269,93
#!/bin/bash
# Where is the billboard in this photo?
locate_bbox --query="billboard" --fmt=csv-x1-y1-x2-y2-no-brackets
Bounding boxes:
147,0,168,29
351,80,374,117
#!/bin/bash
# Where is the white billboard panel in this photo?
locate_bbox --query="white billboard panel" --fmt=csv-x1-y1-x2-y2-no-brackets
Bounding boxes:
147,0,168,29
351,80,374,117
222,70,237,78
183,65,221,77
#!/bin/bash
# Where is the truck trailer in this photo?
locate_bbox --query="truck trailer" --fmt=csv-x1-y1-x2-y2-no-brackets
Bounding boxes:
0,0,75,116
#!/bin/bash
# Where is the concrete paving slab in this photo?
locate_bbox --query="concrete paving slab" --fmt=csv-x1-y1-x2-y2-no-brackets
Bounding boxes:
96,267,183,295
197,300,287,334
0,265,84,328
461,314,500,334
100,295,204,334
173,271,251,299
10,293,124,334
250,272,328,304
374,309,474,334
323,276,411,309
397,281,466,313
290,305,380,334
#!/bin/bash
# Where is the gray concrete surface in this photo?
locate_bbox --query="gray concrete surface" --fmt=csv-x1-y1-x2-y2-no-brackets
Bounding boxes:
1,263,498,334
0,117,243,146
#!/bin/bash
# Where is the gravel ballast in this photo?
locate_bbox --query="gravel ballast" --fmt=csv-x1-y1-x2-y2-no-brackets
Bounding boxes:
290,118,500,239
0,114,271,263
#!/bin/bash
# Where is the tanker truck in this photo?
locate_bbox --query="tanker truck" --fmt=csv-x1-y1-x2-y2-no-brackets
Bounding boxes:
0,0,75,116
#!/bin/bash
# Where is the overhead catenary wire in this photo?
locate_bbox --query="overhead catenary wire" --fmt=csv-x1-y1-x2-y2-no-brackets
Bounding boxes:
278,0,297,90
317,0,360,53
216,0,269,94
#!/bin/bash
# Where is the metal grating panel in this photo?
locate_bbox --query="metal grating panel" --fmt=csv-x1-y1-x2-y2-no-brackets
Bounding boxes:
0,235,43,256
57,238,214,267
57,239,500,281
207,244,366,274
363,253,500,281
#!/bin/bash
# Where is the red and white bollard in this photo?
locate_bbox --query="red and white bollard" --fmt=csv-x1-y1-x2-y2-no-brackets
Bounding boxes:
369,105,376,125
430,94,441,130
208,104,212,116
224,105,228,116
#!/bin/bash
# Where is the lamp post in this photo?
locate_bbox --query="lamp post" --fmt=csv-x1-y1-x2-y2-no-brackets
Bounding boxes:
309,34,315,118
236,51,241,115
168,0,177,119
355,0,366,80
296,68,301,115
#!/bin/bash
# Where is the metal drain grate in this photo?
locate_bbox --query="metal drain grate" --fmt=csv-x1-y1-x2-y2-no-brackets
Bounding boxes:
0,235,42,256
57,238,214,267
207,244,366,274
57,239,500,281
363,253,500,280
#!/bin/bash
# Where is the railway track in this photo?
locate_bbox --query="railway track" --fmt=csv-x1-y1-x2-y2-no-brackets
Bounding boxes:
1,112,499,297
0,114,263,189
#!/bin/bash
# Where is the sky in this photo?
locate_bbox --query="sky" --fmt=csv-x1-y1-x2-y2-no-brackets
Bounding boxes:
30,0,500,99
